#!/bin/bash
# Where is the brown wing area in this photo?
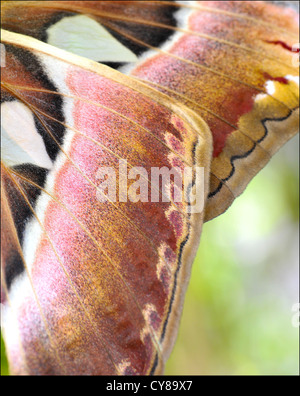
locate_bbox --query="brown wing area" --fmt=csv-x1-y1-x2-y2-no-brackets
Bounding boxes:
1,31,212,374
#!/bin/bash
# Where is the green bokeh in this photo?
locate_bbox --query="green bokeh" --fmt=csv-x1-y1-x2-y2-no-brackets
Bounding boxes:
1,332,9,376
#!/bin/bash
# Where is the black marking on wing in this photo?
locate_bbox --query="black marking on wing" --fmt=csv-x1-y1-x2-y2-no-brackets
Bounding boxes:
4,250,24,291
0,90,16,103
4,45,66,162
100,2,178,70
101,61,127,69
150,141,198,375
208,109,297,198
3,164,48,291
104,19,176,58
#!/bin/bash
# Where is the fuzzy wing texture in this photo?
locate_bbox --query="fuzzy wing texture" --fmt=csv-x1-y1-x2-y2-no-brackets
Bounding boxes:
1,0,299,221
1,0,299,376
0,30,212,374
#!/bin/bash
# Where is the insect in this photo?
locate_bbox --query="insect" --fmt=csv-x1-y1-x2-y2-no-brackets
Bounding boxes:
1,1,299,375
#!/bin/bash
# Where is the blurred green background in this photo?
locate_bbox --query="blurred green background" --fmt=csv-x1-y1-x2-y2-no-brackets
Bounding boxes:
1,135,299,376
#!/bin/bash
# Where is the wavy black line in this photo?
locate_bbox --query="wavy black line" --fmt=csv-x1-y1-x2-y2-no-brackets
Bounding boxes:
208,108,297,199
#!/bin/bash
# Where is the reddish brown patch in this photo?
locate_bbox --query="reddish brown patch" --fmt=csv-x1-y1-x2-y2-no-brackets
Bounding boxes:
167,135,185,155
150,310,161,332
124,366,137,375
263,72,289,85
159,266,171,293
265,40,299,53
168,211,184,239
164,247,176,264
210,88,256,157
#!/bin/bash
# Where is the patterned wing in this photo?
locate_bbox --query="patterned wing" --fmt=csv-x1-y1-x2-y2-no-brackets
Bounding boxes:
1,0,299,375
1,1,299,220
1,29,211,374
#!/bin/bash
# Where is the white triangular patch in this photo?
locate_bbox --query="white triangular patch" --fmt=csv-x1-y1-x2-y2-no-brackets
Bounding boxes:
47,14,138,63
1,101,53,169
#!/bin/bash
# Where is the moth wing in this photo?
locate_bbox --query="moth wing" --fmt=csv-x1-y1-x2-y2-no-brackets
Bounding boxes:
1,0,299,220
1,30,212,375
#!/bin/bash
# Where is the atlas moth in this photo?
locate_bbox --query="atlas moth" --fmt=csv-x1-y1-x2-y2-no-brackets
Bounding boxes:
0,0,299,375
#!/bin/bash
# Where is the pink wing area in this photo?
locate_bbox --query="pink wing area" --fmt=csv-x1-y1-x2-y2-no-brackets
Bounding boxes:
1,33,212,374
